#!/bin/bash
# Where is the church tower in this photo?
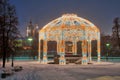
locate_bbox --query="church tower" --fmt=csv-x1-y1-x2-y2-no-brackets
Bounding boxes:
26,20,34,37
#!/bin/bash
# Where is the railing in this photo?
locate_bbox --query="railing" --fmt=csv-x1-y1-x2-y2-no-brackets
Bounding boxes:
92,57,120,62
0,57,120,62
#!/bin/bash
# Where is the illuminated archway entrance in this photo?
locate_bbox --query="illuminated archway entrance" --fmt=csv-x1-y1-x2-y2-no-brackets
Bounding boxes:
77,41,82,57
47,41,57,60
65,41,73,54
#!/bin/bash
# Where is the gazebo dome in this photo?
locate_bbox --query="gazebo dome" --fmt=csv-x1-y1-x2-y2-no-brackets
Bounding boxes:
38,14,101,65
39,14,100,41
43,14,96,29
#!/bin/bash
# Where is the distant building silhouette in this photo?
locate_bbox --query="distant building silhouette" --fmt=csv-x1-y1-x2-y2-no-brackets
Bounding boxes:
21,20,39,58
112,17,120,49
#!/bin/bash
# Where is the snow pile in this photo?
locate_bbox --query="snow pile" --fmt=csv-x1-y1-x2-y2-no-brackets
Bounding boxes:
87,76,120,80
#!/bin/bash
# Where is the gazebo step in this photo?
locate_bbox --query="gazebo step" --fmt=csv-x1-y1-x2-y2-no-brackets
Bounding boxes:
75,58,82,64
54,54,82,64
65,55,81,63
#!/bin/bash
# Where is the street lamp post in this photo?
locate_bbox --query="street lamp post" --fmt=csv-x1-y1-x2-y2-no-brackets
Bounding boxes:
28,37,33,59
28,38,33,42
106,43,110,61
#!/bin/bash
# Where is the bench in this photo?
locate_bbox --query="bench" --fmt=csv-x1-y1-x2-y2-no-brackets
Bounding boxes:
12,66,23,72
1,69,14,78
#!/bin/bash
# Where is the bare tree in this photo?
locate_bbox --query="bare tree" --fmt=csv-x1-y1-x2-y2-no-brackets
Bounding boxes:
0,0,19,68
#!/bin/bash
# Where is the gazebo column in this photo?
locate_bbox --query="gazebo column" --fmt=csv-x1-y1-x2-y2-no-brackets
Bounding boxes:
88,40,92,62
97,39,101,62
97,32,101,63
59,40,66,65
73,41,77,55
42,40,48,64
38,39,41,62
57,40,60,55
82,40,88,65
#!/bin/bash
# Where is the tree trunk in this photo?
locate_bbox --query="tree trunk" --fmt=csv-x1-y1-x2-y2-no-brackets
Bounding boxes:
2,30,6,68
2,50,6,68
2,0,6,68
11,52,14,67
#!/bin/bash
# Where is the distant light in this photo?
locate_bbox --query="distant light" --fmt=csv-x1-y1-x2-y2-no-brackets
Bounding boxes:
36,26,39,29
106,43,110,47
28,38,33,41
35,24,39,29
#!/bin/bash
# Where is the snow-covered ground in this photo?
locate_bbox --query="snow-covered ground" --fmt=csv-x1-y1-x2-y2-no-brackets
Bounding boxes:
0,61,120,80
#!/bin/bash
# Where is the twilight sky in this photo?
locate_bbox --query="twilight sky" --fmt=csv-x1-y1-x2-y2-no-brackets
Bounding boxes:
9,0,120,36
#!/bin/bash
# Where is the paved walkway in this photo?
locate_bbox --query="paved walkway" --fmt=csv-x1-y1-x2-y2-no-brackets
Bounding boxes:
0,61,120,80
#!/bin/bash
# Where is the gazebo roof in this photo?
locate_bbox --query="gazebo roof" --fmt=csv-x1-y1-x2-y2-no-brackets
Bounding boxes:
39,14,100,41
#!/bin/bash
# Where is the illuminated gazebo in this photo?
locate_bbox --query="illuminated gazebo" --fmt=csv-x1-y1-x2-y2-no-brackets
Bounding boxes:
38,14,100,65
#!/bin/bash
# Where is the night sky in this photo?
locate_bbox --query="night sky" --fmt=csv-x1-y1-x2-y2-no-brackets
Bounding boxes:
9,0,120,36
